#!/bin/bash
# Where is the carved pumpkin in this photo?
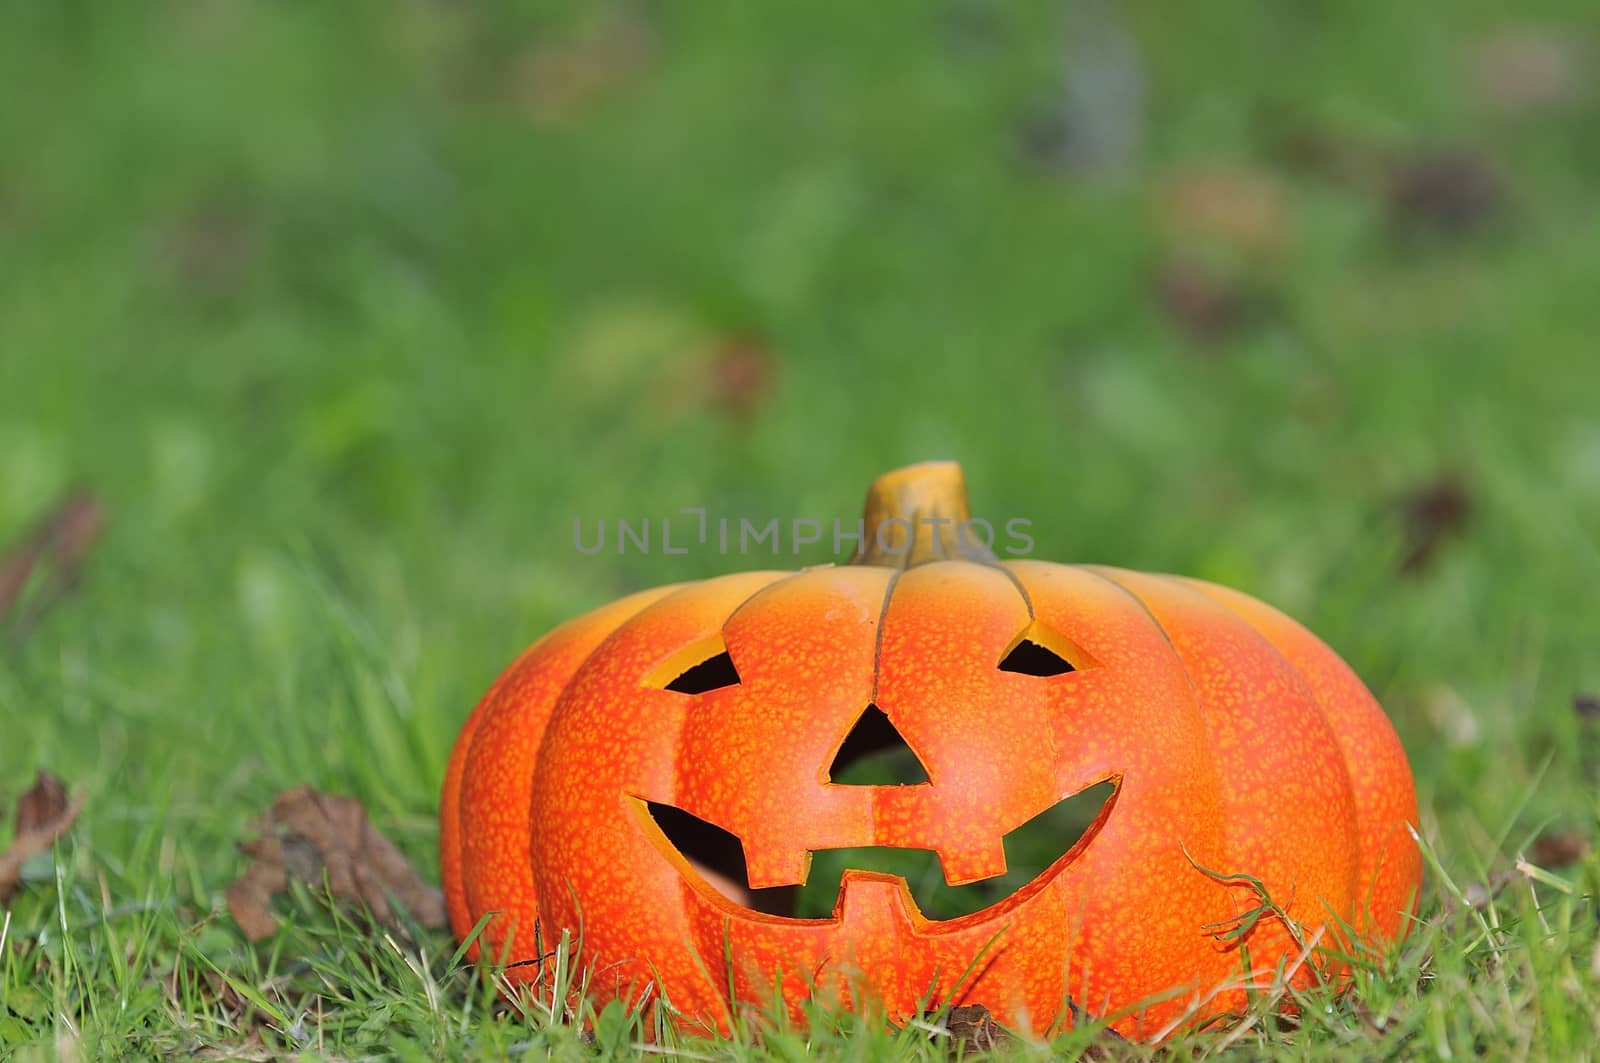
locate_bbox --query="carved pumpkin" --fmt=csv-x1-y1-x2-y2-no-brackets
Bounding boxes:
440,463,1419,1039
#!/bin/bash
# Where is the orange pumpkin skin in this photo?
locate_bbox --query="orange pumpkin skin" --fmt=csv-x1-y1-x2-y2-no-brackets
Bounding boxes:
440,466,1420,1040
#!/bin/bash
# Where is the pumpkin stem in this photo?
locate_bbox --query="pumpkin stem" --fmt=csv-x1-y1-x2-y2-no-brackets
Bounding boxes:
851,461,998,569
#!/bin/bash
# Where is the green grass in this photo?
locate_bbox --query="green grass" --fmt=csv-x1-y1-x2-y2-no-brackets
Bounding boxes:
3,1,1599,1058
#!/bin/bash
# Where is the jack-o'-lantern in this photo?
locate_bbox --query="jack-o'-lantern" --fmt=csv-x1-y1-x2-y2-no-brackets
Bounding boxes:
440,463,1420,1039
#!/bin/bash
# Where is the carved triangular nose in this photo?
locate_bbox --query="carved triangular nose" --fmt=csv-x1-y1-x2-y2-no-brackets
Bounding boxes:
827,703,930,785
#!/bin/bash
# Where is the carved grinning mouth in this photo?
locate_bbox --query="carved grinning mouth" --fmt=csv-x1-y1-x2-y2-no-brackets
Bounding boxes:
635,775,1120,923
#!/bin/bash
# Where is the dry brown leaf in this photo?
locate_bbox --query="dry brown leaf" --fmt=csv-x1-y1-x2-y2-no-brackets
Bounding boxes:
1396,475,1473,575
0,490,107,645
709,339,778,419
943,1003,1008,1053
1063,999,1133,1059
928,1000,1129,1056
0,534,42,617
507,9,655,125
1580,696,1600,786
1528,830,1590,870
1153,258,1273,346
1272,125,1387,189
1159,167,1294,262
0,771,85,904
1387,151,1506,240
646,334,781,426
226,786,446,942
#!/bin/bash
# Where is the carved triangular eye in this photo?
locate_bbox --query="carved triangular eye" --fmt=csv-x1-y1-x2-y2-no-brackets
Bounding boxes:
828,704,930,785
998,638,1075,676
665,650,741,694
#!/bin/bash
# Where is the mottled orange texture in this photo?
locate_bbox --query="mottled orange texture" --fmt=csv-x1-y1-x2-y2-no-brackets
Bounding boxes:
439,463,1420,1041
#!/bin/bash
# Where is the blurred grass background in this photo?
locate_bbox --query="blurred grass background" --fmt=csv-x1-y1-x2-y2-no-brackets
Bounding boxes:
2,0,1599,1053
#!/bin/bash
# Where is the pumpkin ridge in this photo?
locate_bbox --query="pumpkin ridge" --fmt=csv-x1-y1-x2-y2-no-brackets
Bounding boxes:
1174,577,1419,939
505,579,699,790
1091,567,1364,972
645,565,870,865
867,569,902,706
561,571,791,806
995,562,1038,621
447,596,646,942
1073,564,1232,845
1076,564,1201,691
1173,576,1366,907
515,578,705,771
714,567,821,636
454,582,686,960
